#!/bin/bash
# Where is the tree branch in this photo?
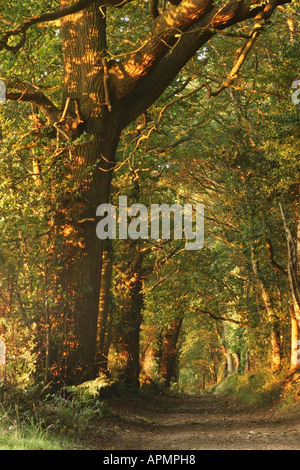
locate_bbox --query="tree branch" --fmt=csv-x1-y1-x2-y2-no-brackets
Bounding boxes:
4,79,85,139
4,80,61,124
210,1,279,97
265,236,288,276
180,302,249,327
118,0,291,127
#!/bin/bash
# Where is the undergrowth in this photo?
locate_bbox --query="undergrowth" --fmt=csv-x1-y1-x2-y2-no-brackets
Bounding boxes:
210,368,300,410
0,375,111,450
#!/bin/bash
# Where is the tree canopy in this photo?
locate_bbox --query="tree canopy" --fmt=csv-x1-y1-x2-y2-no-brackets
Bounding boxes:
0,0,299,394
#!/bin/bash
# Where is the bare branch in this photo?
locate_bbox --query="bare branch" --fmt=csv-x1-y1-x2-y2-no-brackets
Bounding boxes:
180,302,250,327
210,0,281,97
157,82,212,126
119,0,291,127
265,237,288,276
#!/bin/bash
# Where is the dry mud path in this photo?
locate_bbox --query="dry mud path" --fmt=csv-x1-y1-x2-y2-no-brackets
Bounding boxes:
86,392,300,451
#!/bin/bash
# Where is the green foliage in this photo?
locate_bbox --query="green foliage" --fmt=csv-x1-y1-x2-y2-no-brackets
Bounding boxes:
66,375,111,401
212,371,285,407
41,392,105,436
0,0,299,400
0,424,70,450
0,379,108,448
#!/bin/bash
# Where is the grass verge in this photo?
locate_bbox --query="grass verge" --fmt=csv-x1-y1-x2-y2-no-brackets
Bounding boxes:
210,368,300,410
0,377,110,450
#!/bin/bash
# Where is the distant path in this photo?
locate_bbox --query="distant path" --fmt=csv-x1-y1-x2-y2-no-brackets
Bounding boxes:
84,392,300,450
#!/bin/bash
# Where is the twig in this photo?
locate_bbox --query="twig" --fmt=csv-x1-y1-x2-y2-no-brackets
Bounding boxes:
210,2,279,97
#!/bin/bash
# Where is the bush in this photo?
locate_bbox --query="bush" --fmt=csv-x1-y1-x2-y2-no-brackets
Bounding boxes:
212,370,285,407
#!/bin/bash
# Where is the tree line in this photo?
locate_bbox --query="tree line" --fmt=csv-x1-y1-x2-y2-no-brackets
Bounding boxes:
0,0,299,392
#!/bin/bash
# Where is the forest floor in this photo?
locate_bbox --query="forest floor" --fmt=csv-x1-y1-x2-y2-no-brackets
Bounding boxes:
77,391,300,451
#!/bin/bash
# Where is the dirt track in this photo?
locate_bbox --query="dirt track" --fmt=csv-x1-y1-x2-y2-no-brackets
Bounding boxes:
81,392,300,451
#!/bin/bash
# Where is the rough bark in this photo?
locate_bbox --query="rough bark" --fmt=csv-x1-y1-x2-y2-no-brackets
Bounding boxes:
160,316,183,387
51,3,121,383
290,308,300,371
279,204,300,371
223,322,234,375
96,240,113,374
115,243,145,389
251,246,281,371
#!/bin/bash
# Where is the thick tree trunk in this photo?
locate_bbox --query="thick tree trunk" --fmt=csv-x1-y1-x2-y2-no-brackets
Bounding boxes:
279,205,300,371
121,290,143,389
223,322,234,375
115,243,145,389
96,240,113,374
55,135,119,384
52,3,121,384
160,317,183,387
290,308,300,371
234,353,240,373
251,247,281,371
